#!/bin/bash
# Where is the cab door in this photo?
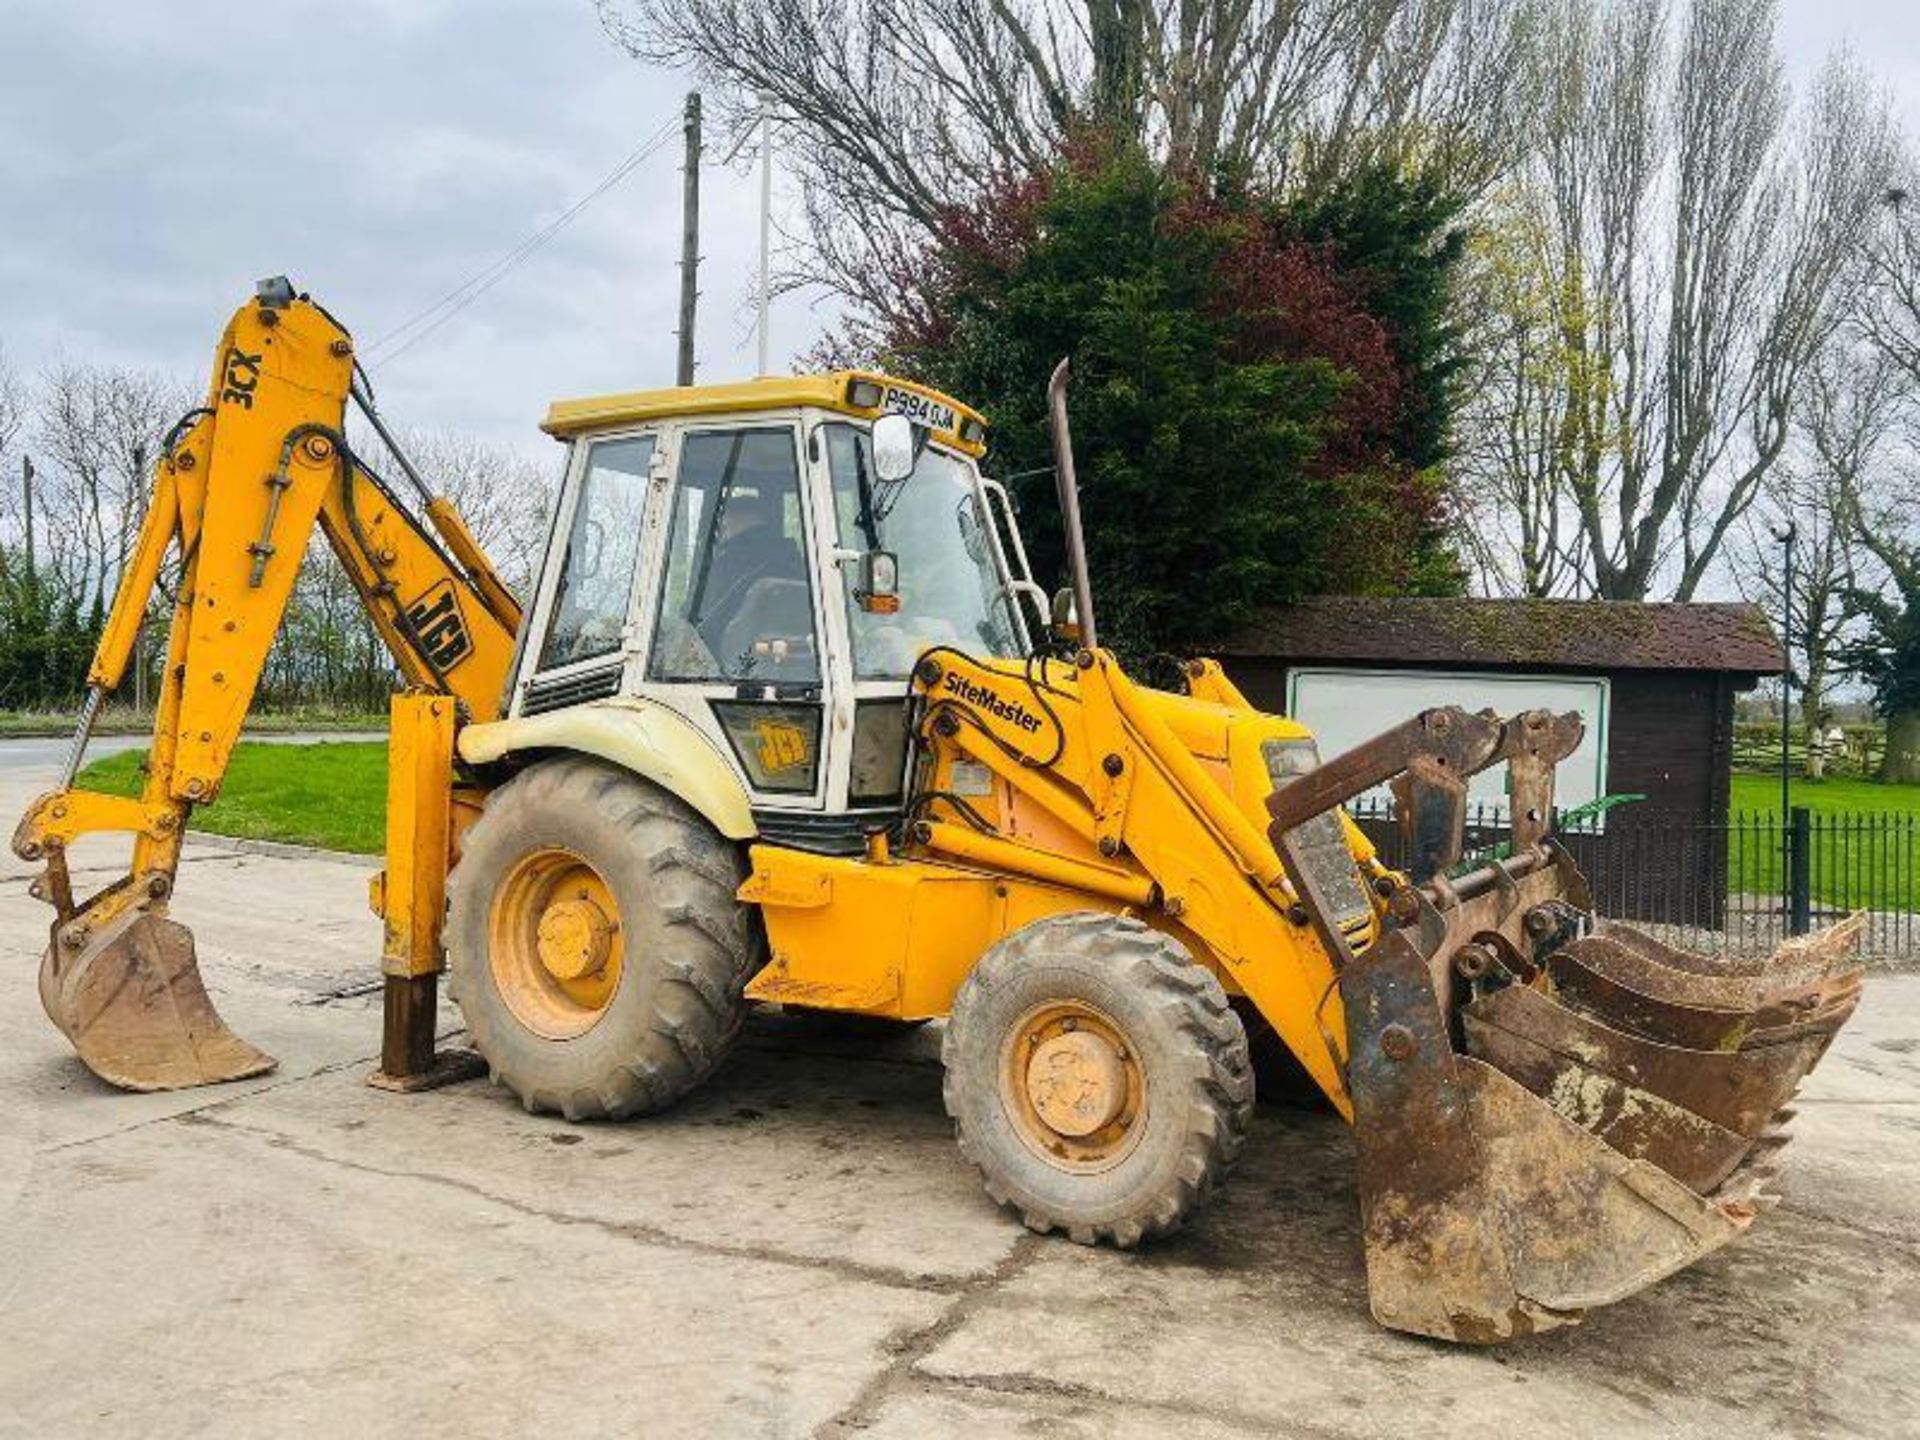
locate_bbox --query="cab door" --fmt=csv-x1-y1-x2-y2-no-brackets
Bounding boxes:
512,431,659,717
631,417,836,820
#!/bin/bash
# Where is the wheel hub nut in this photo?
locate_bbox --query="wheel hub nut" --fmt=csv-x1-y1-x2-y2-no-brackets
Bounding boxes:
536,897,613,982
1025,1030,1127,1137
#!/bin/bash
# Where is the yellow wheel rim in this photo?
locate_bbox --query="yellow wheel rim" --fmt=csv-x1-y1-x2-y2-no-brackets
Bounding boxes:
489,847,625,1040
1000,1000,1147,1173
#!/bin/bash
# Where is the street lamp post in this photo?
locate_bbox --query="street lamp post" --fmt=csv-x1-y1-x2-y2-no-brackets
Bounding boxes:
721,90,778,377
1772,521,1795,923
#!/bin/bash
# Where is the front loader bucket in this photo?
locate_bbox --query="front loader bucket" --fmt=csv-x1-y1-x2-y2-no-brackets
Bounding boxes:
38,908,276,1092
1341,896,1865,1342
1268,708,1869,1343
1344,927,1762,1341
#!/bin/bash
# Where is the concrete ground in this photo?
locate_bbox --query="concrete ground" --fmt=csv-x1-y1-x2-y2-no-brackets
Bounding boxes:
1,739,1916,1440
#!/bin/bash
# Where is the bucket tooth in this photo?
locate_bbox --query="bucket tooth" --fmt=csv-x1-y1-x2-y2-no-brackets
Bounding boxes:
38,908,275,1092
1765,911,1870,978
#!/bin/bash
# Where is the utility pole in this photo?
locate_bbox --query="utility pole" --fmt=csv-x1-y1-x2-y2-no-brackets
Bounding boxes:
21,455,35,580
676,92,702,387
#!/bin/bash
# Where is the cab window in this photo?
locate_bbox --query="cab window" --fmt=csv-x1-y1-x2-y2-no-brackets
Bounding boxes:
539,435,654,670
649,426,819,685
825,424,1022,679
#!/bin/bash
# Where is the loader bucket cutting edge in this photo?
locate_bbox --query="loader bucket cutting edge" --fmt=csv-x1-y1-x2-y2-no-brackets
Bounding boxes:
38,908,275,1092
1344,907,1864,1344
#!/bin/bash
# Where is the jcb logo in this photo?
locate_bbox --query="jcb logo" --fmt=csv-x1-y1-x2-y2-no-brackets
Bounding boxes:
404,581,473,670
753,718,811,776
220,347,263,409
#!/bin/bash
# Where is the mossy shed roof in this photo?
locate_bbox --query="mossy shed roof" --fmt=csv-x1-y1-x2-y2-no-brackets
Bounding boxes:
1217,597,1784,675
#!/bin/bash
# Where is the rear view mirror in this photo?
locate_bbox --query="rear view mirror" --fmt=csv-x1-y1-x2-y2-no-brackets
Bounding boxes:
871,413,915,482
856,550,901,614
1050,586,1081,642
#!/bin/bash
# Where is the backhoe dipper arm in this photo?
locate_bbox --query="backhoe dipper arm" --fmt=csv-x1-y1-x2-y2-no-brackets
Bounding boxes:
12,281,522,1091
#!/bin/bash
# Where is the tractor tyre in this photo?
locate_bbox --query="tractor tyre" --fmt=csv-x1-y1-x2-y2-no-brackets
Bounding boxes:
943,911,1253,1247
446,755,761,1121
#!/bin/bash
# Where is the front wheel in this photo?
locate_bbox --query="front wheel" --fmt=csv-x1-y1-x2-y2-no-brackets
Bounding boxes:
446,756,762,1120
942,912,1253,1247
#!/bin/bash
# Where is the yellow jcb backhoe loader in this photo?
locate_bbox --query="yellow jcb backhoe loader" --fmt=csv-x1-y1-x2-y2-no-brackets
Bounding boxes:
14,281,1866,1342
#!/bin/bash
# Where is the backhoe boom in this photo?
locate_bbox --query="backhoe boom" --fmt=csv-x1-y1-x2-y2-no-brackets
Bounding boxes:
13,280,520,1090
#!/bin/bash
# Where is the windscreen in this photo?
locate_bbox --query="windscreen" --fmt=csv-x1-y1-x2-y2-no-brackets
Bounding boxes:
824,424,1022,679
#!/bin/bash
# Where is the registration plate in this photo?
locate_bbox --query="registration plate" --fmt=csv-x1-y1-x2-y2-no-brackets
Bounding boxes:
883,386,957,434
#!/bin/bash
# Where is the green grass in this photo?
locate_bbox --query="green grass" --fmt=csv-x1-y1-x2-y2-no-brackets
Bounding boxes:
0,706,387,738
1730,772,1920,819
76,741,388,854
1726,773,1920,912
65,740,1920,913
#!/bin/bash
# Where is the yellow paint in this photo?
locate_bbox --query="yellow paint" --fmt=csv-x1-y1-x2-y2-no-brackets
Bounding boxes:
917,820,1155,907
488,846,626,1038
752,716,812,777
741,844,1105,1017
458,698,757,840
739,648,1370,1115
18,283,1391,1133
379,693,456,979
541,370,989,456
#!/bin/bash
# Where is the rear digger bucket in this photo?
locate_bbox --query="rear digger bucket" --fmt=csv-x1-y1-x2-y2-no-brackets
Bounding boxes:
1270,708,1865,1342
38,905,275,1092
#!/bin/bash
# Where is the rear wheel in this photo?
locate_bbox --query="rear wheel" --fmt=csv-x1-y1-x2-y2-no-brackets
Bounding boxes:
943,912,1253,1246
447,756,761,1120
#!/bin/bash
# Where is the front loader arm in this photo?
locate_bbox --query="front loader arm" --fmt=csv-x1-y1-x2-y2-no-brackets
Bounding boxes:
13,280,522,1092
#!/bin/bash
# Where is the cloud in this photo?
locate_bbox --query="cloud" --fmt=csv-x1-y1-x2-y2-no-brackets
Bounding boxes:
0,0,832,459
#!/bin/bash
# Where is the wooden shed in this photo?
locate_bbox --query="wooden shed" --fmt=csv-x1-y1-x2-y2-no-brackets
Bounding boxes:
1213,597,1785,922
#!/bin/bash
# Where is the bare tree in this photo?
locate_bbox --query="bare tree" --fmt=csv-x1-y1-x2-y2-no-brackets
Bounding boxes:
0,347,24,547
1835,173,1920,781
1451,206,1584,596
1732,341,1905,774
1455,4,1898,599
31,359,194,611
598,0,1536,311
0,347,22,472
1862,178,1920,389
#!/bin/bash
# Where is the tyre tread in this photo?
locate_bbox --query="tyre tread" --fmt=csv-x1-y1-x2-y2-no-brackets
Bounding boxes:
446,755,760,1122
943,910,1253,1249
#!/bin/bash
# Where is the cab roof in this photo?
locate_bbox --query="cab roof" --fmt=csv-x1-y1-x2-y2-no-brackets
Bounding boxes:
541,370,989,456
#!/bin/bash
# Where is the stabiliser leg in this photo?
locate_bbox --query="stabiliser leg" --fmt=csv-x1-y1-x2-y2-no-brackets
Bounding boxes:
367,693,484,1093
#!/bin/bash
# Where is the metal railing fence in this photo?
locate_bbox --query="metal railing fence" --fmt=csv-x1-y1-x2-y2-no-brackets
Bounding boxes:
1344,800,1918,966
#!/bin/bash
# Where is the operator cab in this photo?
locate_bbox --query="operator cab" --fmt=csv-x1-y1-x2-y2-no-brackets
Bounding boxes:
516,373,1041,851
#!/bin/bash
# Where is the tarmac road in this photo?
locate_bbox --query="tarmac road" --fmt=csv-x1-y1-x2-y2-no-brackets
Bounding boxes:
0,736,1916,1438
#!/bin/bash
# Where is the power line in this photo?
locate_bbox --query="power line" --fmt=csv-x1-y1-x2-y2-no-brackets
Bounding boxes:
365,116,681,370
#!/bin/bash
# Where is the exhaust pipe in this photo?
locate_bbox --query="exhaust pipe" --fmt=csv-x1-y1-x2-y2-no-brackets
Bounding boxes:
1045,359,1098,652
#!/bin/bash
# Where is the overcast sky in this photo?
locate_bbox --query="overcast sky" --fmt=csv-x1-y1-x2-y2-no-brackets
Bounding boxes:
1,0,1916,466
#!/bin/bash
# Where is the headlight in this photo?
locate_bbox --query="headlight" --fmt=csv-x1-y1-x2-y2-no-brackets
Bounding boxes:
1262,737,1321,784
